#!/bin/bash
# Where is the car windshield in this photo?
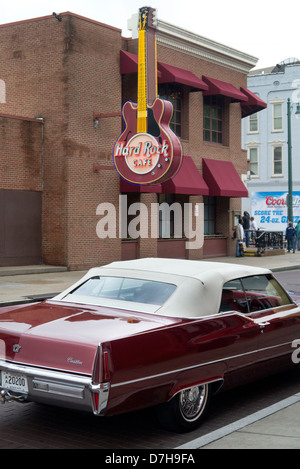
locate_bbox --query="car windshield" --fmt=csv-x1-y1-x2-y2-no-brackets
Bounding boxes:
68,276,177,306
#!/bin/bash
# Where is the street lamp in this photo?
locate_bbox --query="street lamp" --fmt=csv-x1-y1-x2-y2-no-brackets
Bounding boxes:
287,98,300,222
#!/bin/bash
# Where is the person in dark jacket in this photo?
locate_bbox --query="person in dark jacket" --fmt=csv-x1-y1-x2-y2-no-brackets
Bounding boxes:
285,221,296,253
242,211,250,248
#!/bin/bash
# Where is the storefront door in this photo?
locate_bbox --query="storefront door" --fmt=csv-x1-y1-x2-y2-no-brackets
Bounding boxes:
0,190,42,266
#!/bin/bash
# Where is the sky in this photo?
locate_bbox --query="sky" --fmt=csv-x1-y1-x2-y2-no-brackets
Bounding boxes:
1,0,299,70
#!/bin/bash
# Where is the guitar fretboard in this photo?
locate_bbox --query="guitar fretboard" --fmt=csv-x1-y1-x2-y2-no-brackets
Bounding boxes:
137,27,147,133
137,7,158,134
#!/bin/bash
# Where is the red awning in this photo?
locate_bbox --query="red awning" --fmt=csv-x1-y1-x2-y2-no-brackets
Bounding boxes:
119,156,209,195
157,63,208,91
202,76,248,102
120,50,162,76
203,158,248,198
240,87,267,118
162,156,209,195
120,51,207,90
120,50,138,74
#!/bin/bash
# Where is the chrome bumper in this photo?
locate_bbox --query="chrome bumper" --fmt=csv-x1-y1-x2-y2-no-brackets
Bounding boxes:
0,360,110,415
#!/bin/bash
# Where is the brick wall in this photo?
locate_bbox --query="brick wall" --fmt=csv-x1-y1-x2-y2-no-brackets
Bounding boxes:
0,13,124,268
0,115,43,191
0,15,70,265
62,15,123,269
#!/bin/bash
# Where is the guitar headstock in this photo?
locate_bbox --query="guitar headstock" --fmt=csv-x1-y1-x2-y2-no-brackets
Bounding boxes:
139,6,158,31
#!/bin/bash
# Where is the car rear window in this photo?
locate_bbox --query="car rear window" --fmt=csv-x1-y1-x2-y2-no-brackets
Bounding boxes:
69,276,177,306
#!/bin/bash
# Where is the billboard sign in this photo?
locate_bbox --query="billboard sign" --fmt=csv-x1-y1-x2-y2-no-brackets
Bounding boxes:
251,191,300,231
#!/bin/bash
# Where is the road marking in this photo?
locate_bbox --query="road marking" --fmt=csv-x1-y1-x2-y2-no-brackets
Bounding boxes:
175,392,300,449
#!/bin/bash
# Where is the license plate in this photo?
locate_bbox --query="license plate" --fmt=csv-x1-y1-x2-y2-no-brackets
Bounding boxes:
1,371,28,393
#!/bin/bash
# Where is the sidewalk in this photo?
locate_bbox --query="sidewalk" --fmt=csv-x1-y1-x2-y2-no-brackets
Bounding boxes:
1,253,300,449
205,250,300,272
0,265,86,305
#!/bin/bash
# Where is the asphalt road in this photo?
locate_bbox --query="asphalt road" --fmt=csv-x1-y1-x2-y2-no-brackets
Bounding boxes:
0,270,299,450
274,269,300,296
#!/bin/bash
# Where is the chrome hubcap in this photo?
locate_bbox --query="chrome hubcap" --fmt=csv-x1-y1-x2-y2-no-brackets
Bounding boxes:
179,385,207,422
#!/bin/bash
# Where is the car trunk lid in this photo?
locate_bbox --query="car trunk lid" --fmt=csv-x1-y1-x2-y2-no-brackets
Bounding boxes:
0,300,179,375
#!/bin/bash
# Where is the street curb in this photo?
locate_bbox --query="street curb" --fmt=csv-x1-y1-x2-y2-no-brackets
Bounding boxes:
0,266,67,277
271,264,300,272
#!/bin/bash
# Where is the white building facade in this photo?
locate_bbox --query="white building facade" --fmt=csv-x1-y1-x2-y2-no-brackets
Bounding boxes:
242,59,300,232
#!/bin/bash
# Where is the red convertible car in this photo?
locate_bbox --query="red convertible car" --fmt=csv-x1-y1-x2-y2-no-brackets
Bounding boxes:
0,258,299,432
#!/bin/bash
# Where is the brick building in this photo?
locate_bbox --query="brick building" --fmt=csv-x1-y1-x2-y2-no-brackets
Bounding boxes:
0,12,265,269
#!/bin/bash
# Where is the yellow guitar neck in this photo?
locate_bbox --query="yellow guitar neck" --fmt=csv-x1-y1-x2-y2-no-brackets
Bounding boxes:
137,8,158,134
137,28,147,133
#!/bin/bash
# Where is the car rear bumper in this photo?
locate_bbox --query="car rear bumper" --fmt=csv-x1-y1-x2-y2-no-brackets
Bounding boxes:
0,360,110,415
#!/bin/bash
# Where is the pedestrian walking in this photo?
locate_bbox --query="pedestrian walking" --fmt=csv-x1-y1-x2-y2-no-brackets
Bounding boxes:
285,221,296,253
235,218,245,257
250,216,258,231
242,211,250,248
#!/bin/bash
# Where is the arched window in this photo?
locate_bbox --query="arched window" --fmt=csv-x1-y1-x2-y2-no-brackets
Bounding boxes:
0,80,6,103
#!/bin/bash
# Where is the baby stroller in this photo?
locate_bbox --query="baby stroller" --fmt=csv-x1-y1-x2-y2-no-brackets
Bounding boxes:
254,230,266,256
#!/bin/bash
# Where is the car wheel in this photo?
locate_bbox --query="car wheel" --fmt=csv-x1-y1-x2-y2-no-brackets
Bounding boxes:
157,384,211,432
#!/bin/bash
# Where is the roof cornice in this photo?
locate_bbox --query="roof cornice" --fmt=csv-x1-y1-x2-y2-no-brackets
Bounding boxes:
127,14,258,74
156,20,258,74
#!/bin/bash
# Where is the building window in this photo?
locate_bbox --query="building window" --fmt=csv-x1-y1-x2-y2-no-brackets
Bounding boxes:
203,96,223,144
159,84,182,137
272,102,283,131
249,147,259,177
158,194,188,238
248,113,258,133
272,146,283,176
204,196,216,234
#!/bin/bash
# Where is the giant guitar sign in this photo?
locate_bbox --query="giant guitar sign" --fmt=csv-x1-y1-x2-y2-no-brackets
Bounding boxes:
113,7,183,185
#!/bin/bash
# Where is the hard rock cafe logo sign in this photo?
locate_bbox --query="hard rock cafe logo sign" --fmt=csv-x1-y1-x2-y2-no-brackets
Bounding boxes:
115,134,168,173
113,131,174,184
112,95,182,186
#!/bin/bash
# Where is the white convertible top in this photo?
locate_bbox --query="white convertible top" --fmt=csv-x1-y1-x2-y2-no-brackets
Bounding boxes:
104,258,270,281
54,258,271,318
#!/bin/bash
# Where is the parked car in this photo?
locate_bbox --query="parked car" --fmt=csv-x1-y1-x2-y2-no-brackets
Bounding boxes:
1,258,300,432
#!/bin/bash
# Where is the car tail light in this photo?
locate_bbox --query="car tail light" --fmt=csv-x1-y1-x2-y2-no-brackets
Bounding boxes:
90,344,110,416
92,346,111,384
91,390,99,412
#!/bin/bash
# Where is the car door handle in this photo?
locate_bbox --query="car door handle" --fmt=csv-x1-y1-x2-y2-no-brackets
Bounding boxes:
259,321,270,330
